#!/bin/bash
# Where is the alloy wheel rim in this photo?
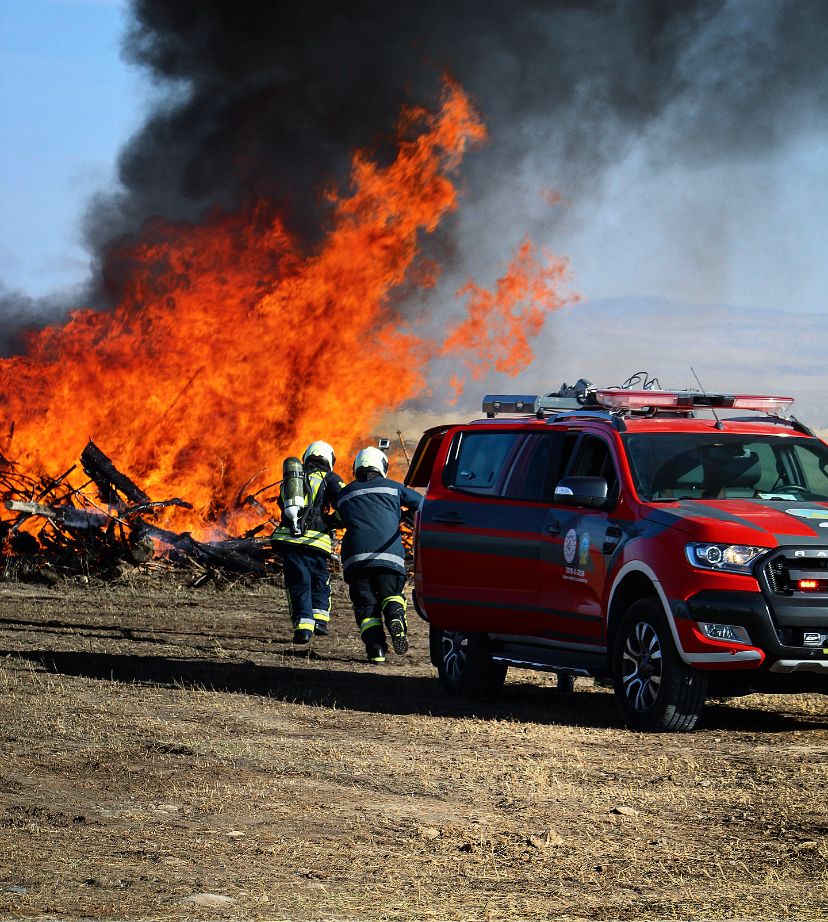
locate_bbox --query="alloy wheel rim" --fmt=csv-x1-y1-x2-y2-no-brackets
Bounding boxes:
621,620,663,712
442,631,468,682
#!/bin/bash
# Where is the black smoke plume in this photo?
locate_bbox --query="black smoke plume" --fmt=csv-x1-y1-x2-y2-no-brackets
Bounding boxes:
3,0,827,348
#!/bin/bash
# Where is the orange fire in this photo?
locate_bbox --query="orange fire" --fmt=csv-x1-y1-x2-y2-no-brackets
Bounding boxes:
0,82,576,537
443,238,578,399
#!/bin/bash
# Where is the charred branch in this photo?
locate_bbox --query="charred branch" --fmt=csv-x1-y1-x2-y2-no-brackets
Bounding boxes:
123,497,193,518
3,442,278,581
81,440,150,506
4,499,108,530
133,521,272,575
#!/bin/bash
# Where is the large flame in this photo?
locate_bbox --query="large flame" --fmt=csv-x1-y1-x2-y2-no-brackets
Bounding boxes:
0,83,576,535
444,238,577,399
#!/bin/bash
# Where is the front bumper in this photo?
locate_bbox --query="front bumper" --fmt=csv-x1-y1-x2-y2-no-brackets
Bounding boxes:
671,589,828,681
769,659,828,674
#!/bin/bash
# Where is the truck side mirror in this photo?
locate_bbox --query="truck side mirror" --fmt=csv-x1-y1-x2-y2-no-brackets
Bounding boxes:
554,476,609,508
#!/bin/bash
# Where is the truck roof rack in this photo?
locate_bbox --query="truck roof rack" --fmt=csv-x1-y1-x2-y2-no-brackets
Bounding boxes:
481,381,804,433
482,394,582,417
726,415,815,437
482,379,598,419
546,409,627,432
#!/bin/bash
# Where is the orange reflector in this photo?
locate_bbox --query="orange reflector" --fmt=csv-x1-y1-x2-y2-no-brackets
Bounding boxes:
799,579,820,590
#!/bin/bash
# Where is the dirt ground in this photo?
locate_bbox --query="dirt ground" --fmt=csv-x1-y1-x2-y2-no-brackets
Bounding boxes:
0,573,826,922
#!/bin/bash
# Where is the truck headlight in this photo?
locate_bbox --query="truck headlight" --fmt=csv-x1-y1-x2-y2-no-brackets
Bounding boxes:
685,543,768,573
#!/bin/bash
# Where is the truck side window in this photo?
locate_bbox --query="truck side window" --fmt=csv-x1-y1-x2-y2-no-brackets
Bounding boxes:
569,435,619,498
504,433,568,502
444,432,522,495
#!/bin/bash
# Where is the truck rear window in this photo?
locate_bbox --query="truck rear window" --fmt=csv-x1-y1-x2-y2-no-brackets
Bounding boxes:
405,427,450,488
444,431,523,494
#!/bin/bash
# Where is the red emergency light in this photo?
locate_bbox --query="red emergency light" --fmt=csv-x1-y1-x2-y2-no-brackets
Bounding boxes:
798,579,821,591
595,390,794,414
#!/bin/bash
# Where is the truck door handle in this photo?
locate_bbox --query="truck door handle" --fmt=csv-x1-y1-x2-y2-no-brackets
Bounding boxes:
546,519,561,535
432,512,466,525
603,526,622,554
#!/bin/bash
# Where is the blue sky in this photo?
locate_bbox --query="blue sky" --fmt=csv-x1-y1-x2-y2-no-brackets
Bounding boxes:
0,0,137,296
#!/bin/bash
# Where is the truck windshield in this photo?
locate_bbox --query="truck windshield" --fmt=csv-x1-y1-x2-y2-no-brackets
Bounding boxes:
623,433,828,502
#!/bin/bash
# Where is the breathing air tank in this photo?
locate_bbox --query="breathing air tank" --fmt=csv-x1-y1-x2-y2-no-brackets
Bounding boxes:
281,457,306,536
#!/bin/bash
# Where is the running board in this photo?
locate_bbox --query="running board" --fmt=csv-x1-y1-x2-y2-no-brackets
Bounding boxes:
492,655,592,676
491,642,609,678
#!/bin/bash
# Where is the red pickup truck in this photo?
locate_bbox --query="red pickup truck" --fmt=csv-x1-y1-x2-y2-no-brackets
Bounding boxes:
406,384,828,731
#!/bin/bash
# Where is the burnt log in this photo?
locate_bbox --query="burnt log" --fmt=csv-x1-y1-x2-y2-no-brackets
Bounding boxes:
81,441,149,506
133,521,272,575
4,499,109,530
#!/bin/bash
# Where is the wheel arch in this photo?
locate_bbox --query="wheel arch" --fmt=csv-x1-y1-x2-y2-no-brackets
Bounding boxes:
607,562,688,664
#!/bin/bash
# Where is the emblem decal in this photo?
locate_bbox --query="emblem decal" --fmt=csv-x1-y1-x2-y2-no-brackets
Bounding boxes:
564,528,578,564
578,533,591,566
785,508,828,520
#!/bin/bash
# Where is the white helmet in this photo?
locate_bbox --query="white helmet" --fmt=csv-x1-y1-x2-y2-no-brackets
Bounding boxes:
303,440,336,468
353,446,388,476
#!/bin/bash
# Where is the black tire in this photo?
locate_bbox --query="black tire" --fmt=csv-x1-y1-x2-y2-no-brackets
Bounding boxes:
612,598,708,732
432,626,507,697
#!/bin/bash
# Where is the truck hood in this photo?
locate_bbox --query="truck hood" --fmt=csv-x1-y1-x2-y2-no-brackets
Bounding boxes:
641,499,828,546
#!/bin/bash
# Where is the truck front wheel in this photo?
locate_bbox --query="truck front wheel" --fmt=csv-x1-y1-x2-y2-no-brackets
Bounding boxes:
612,599,708,732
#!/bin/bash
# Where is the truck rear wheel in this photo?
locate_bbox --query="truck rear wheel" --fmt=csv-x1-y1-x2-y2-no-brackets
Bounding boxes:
612,599,708,732
433,627,507,697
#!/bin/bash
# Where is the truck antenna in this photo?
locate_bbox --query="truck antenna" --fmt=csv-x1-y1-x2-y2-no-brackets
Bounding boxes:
690,366,724,430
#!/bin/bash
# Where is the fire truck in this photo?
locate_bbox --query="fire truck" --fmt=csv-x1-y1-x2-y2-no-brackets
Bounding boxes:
405,380,828,731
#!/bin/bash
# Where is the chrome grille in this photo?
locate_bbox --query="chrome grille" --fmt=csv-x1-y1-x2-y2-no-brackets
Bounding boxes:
765,558,785,593
762,549,828,596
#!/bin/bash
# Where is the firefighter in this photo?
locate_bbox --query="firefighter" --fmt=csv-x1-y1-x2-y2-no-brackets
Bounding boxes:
334,446,422,664
271,441,344,644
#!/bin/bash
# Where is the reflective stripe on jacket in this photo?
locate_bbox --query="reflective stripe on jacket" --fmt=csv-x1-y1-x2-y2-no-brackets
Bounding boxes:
272,470,343,555
335,476,422,577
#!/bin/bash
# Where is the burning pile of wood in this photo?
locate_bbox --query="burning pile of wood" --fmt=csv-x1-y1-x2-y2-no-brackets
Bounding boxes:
1,441,277,581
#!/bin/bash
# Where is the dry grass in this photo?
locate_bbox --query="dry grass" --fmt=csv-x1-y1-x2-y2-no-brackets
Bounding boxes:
0,578,826,921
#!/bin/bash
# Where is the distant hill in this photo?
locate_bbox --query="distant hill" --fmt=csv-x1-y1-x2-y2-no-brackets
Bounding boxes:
484,295,827,429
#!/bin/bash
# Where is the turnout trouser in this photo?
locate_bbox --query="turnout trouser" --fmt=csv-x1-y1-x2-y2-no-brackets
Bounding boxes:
279,548,332,634
346,566,407,656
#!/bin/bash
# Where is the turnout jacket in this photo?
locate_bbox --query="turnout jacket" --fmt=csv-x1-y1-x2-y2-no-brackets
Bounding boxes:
272,468,344,556
335,475,422,578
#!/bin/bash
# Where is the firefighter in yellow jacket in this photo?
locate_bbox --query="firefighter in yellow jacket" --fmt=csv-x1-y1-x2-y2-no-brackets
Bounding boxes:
271,441,344,643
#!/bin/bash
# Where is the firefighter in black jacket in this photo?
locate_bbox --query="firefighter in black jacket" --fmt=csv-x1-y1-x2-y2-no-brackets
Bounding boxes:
271,441,344,644
334,446,423,664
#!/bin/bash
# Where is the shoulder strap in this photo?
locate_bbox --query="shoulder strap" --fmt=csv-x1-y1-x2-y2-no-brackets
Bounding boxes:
297,472,327,532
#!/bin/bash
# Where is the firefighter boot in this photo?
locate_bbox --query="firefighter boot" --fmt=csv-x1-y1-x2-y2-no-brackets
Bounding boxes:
382,595,409,655
313,608,330,636
365,643,387,665
292,614,316,645
358,611,387,664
